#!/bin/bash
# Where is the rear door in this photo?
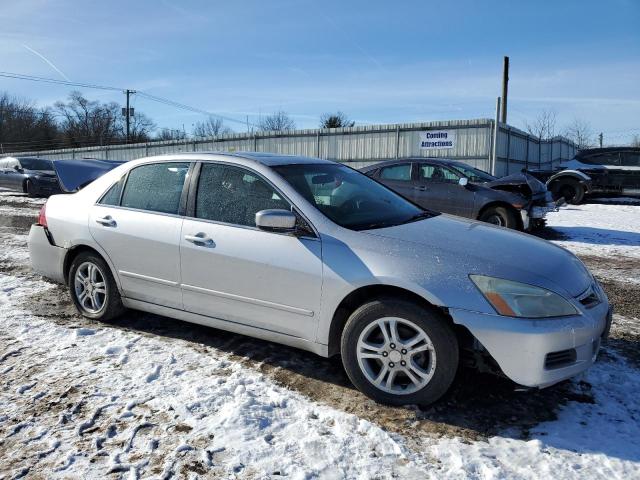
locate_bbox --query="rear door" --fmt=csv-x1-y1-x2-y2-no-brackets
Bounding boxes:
89,161,191,310
376,163,415,201
179,162,322,340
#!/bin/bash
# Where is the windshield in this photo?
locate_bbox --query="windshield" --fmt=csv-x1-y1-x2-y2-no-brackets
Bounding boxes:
274,163,434,231
19,158,54,171
449,163,495,182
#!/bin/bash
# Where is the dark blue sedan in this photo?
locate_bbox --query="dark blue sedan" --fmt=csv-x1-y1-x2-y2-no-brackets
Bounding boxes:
0,156,62,197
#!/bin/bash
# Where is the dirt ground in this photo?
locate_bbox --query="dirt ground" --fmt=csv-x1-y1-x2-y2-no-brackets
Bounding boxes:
1,191,638,453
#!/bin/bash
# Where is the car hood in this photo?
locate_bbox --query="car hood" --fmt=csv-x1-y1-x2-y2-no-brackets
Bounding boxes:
483,172,547,196
362,214,592,299
52,159,126,192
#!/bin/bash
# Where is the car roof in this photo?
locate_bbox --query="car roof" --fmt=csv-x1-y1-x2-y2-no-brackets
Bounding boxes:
360,157,458,171
577,147,640,158
134,151,336,167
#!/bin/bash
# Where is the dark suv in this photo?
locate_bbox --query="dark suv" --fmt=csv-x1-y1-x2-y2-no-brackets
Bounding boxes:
528,147,640,204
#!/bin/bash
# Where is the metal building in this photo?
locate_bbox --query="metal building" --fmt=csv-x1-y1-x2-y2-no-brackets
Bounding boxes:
6,118,576,175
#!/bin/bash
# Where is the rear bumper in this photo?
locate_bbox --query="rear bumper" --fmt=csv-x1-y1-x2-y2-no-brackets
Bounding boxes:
28,224,66,283
450,299,611,388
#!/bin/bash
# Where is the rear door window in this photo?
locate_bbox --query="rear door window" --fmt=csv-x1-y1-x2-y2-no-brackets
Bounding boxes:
120,162,190,214
379,163,412,181
195,163,290,227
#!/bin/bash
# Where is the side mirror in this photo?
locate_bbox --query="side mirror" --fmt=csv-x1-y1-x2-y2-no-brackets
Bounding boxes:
14,165,23,172
458,177,469,187
255,209,297,233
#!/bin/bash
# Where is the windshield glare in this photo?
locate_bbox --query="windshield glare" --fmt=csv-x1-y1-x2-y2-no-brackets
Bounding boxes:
274,163,432,230
19,158,54,171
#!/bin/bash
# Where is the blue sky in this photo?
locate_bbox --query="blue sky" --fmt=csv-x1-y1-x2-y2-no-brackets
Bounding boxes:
1,0,639,143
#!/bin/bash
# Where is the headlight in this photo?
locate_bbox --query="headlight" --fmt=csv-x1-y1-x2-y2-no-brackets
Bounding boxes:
470,275,578,318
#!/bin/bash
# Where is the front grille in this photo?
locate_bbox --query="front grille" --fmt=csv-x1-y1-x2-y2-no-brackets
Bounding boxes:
545,349,577,370
576,284,601,309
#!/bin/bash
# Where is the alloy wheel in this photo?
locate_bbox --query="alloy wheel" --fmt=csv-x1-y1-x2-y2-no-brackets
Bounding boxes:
74,261,107,314
356,317,436,395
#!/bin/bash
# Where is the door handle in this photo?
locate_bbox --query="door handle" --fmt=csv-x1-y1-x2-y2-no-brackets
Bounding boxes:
95,215,116,227
414,185,428,191
185,233,214,246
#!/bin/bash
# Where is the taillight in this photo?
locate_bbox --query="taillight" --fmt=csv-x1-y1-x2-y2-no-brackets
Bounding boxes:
38,202,48,228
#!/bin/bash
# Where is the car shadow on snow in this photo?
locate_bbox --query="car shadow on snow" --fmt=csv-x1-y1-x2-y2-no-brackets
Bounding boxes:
536,226,640,246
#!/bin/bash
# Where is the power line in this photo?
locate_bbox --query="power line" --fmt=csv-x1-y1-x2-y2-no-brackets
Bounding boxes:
0,71,123,91
0,70,255,128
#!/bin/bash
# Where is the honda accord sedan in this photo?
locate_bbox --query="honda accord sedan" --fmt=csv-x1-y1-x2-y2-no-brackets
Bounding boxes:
28,152,611,405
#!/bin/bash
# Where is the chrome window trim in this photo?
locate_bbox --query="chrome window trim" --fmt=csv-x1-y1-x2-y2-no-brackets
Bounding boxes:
187,159,320,240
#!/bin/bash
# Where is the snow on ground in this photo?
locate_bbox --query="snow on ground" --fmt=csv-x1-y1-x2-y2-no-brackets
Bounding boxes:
546,203,640,258
1,192,639,479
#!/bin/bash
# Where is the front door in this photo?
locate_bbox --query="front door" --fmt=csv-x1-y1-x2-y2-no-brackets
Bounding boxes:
89,162,190,310
180,162,322,340
414,163,475,217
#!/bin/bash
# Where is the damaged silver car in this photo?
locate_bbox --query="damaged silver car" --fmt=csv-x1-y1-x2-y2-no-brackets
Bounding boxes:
28,152,611,406
361,158,559,230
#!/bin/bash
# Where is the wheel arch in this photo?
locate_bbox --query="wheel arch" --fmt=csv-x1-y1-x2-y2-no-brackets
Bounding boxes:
326,284,451,357
63,244,121,293
477,201,523,230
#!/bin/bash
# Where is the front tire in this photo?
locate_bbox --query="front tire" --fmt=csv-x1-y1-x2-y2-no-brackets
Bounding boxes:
68,252,124,321
24,180,35,197
341,298,458,406
478,206,519,229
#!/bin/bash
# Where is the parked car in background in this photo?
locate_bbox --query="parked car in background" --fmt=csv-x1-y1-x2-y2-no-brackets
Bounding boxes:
528,147,640,204
361,158,557,230
0,156,61,197
29,152,611,406
0,157,126,197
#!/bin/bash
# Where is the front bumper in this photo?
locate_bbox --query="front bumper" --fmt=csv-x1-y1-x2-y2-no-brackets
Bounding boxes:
28,224,67,283
450,298,611,388
529,201,558,219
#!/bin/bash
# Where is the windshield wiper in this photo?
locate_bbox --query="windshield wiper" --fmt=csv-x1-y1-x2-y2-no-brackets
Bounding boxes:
404,211,435,224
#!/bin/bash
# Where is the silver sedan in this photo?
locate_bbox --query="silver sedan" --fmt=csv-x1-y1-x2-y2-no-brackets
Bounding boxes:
28,152,611,405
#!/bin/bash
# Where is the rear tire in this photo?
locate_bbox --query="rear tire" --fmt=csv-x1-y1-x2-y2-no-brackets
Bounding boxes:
340,298,458,406
68,252,125,321
478,206,519,229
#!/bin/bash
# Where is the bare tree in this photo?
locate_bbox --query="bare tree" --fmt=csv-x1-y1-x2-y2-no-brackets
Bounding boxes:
155,128,187,141
193,116,231,137
124,112,156,143
320,111,355,129
0,93,59,152
525,110,556,140
631,134,640,148
55,91,122,147
258,111,295,131
563,118,594,149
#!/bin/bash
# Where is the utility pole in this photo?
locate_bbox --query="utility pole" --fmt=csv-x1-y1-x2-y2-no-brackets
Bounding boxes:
501,56,509,124
598,132,603,148
491,96,501,176
123,89,136,143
